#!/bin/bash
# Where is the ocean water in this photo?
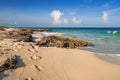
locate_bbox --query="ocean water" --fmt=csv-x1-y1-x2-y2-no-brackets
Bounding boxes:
43,27,120,54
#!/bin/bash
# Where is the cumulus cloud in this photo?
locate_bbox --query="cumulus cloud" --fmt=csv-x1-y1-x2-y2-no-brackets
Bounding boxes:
102,7,120,23
50,10,63,25
63,18,68,24
72,17,81,24
102,11,108,23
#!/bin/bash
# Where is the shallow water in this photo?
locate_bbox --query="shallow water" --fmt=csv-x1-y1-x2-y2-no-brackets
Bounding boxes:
44,27,120,54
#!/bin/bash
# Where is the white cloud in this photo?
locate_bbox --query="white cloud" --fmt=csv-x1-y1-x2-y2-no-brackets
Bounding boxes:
50,10,63,25
102,11,108,23
63,18,68,24
72,17,81,24
102,7,120,23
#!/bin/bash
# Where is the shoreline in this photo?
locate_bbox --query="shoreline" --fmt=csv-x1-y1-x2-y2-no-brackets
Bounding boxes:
0,27,120,80
0,41,120,80
38,47,120,80
42,27,120,54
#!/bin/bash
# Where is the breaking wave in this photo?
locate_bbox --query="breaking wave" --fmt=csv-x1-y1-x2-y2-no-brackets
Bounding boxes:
107,31,118,35
33,31,65,37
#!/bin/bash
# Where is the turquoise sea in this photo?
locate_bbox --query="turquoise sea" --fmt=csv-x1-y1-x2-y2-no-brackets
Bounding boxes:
43,27,120,54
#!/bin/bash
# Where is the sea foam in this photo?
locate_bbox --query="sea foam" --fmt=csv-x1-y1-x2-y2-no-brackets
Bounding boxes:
33,31,64,37
112,31,118,34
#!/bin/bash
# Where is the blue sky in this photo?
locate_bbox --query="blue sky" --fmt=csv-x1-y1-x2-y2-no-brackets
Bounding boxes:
0,0,120,27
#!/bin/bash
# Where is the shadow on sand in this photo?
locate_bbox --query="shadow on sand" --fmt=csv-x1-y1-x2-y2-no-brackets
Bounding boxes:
0,56,25,80
0,72,8,80
16,56,25,68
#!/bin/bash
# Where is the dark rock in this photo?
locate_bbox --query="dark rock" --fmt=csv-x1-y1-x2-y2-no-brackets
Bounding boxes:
0,54,17,72
0,26,9,28
0,27,51,42
18,28,33,34
17,34,33,42
0,26,9,31
29,28,52,32
5,30,33,42
18,28,51,32
23,34,33,42
36,36,94,49
0,28,5,31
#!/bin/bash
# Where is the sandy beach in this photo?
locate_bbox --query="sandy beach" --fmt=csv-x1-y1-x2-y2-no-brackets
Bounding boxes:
0,27,120,80
0,43,120,80
38,47,120,80
1,0,120,79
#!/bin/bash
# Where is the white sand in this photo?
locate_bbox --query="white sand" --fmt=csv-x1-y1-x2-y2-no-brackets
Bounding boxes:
0,40,120,80
39,47,120,80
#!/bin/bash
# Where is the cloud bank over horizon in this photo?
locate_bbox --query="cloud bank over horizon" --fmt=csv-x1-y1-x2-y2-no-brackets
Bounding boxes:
0,0,120,27
50,10,82,26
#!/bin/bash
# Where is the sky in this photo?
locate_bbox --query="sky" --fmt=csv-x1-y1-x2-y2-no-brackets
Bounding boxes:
0,0,120,27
